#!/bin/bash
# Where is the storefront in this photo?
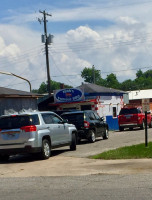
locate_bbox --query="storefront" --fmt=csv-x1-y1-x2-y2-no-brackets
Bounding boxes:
48,83,128,130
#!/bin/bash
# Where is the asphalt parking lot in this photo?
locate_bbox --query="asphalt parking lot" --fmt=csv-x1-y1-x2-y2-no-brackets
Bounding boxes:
1,128,152,177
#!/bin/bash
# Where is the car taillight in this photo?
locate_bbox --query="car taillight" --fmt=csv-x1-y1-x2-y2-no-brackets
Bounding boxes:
21,125,37,132
84,121,90,128
0,129,1,132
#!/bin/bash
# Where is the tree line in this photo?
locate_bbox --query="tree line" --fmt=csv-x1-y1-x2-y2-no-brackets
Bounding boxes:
81,67,152,91
32,68,152,94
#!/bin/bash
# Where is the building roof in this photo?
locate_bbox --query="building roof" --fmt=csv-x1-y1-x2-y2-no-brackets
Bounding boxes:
77,83,126,95
128,89,152,100
0,87,43,98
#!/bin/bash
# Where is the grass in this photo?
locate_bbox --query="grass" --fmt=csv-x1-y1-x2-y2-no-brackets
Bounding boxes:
91,142,152,160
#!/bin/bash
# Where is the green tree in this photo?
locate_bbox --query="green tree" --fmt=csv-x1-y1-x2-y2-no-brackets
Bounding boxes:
136,69,143,79
32,80,72,94
105,73,120,89
120,79,136,91
81,67,101,84
38,82,48,94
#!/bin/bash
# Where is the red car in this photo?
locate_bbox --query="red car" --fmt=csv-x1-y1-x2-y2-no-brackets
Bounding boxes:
118,107,152,131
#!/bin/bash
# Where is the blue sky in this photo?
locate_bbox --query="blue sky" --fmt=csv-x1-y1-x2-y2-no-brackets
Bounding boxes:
1,0,152,91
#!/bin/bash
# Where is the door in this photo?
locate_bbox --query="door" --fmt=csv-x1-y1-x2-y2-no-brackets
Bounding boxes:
41,113,70,145
93,112,105,134
88,112,102,135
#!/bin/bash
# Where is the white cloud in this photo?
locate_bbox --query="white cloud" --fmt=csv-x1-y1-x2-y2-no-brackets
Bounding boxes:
119,16,139,25
1,0,152,91
0,42,20,58
0,24,46,91
67,26,100,42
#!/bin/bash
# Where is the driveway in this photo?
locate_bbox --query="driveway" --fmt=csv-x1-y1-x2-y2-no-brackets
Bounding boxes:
0,128,152,177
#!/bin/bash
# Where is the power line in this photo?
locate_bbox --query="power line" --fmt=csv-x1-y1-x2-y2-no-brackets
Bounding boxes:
50,36,152,54
49,53,76,86
40,65,152,77
3,65,152,89
0,44,43,63
0,49,44,68
54,31,152,46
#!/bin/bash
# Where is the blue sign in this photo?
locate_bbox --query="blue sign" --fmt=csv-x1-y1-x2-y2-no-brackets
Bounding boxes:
54,88,84,103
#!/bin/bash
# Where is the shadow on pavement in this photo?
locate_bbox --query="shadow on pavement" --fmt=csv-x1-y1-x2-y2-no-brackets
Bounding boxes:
0,148,70,164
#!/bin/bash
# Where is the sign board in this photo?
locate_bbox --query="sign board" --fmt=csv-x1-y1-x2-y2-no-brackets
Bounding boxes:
54,88,84,103
142,99,150,112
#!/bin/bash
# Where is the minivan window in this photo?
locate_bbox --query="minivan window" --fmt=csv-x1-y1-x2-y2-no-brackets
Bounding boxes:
0,114,40,129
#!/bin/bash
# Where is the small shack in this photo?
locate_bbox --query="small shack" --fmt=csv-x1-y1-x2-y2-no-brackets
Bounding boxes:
0,87,42,116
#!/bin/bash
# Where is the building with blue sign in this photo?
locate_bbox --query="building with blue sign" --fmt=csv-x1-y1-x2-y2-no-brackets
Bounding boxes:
38,83,128,130
50,83,128,130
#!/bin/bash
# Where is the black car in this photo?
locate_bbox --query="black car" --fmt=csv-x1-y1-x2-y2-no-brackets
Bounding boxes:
61,110,109,143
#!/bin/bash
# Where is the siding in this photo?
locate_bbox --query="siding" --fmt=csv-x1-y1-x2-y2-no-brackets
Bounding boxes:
0,98,38,116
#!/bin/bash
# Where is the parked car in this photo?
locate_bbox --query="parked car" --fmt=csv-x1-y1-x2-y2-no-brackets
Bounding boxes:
61,110,109,143
0,111,77,161
118,107,152,131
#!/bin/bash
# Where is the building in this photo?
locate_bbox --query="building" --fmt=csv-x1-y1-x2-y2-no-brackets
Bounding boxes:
128,89,152,110
0,87,42,116
39,83,128,130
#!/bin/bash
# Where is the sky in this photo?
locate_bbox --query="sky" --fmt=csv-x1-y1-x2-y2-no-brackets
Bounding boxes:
1,0,152,92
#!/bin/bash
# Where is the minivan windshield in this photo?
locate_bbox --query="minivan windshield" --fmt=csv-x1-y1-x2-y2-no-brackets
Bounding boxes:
0,115,40,129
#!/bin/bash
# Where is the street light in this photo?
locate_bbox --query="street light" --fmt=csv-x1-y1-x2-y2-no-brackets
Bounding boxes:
0,71,32,92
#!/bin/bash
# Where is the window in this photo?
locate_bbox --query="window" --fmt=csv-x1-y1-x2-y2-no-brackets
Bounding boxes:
94,112,100,120
42,114,62,124
81,105,91,110
89,112,96,120
0,114,40,129
113,107,117,118
119,108,139,115
52,115,62,124
42,114,53,124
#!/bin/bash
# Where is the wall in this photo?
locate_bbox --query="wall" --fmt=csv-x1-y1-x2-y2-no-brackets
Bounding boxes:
86,95,123,130
0,98,38,116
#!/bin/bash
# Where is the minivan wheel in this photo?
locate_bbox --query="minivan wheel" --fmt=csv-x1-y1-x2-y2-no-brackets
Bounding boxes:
0,155,9,162
88,130,96,143
70,134,76,151
40,139,51,160
103,128,109,140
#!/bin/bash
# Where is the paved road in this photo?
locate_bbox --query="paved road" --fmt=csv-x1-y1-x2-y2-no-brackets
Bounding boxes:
1,174,152,200
1,128,152,200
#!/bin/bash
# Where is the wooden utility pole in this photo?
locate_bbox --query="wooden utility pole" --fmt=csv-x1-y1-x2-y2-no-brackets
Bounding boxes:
39,10,52,96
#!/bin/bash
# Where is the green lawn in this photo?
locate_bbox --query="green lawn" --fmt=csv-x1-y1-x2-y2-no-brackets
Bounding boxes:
91,142,152,160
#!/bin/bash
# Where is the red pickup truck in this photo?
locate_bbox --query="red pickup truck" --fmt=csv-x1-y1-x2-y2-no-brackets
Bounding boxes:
118,107,152,131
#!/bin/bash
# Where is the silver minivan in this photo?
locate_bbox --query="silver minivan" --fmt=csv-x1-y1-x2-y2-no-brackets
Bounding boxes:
0,111,77,161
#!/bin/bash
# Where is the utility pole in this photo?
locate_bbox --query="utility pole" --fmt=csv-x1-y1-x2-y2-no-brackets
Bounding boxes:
39,10,52,96
92,65,95,84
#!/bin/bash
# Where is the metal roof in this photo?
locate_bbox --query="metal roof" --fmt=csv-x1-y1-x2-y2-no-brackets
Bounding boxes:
77,83,126,94
0,87,43,98
128,89,152,100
